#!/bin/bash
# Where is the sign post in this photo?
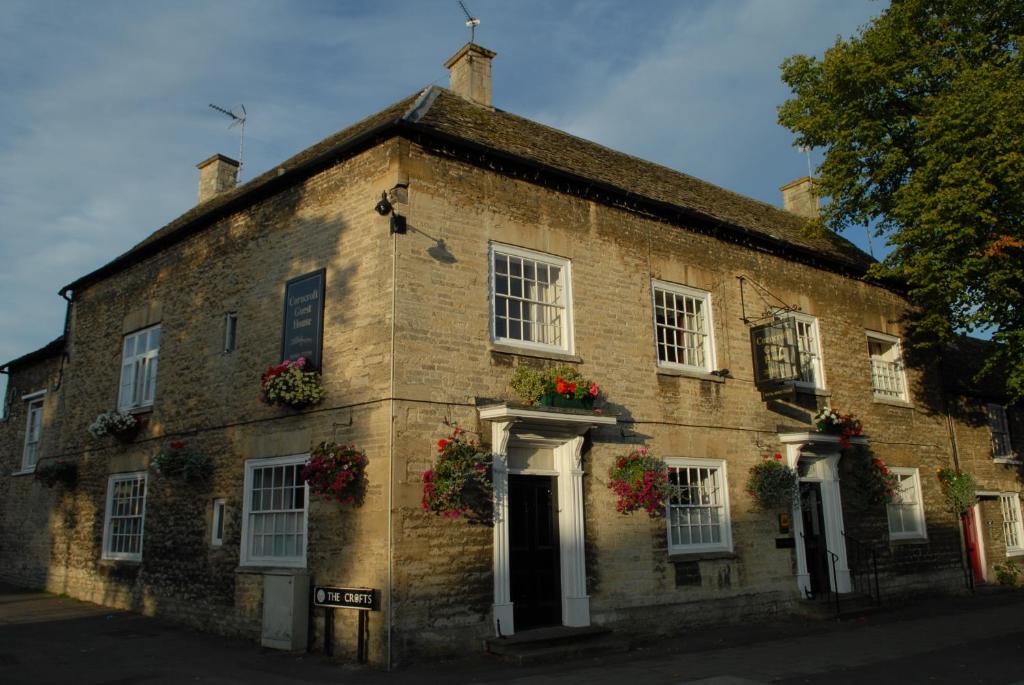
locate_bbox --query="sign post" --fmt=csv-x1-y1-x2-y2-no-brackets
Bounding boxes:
313,586,379,664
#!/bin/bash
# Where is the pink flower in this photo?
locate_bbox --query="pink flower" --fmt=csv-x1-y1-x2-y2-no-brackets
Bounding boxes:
589,383,599,397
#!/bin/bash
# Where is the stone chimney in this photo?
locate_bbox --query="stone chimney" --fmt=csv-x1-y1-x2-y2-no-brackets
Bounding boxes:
780,176,820,219
444,43,496,108
197,154,239,204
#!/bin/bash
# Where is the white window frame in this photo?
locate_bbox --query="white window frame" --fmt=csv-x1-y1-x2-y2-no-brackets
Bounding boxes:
102,472,148,562
1000,493,1024,556
240,454,310,568
651,280,716,373
665,457,733,555
867,331,908,402
785,313,825,389
489,243,574,354
886,467,927,540
21,390,46,472
118,324,161,411
211,498,227,546
988,403,1014,460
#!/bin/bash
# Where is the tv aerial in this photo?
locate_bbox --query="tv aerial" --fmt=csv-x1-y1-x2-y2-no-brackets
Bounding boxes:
209,102,247,177
458,1,480,43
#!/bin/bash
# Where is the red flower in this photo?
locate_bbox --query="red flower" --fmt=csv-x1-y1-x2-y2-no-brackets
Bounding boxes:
589,383,599,397
568,382,577,395
774,452,783,460
555,377,568,395
169,441,185,450
437,439,448,453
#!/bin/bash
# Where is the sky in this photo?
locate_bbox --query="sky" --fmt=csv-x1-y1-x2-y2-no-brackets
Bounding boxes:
0,0,888,406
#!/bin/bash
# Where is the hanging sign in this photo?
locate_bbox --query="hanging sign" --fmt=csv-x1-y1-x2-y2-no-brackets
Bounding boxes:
750,319,801,389
280,269,326,371
313,586,379,611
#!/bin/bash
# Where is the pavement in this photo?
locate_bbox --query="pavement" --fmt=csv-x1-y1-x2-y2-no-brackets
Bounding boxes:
2,582,1024,684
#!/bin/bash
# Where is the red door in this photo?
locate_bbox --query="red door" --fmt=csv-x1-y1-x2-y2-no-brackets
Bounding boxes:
963,507,985,583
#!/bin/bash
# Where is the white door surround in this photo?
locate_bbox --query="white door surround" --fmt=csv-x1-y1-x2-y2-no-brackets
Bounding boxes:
478,404,616,637
779,432,867,597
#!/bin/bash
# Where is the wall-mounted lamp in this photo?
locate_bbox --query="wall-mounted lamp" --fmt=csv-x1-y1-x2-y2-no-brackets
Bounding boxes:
374,191,406,234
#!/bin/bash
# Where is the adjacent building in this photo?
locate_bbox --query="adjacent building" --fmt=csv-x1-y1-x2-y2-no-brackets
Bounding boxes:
1,43,1020,667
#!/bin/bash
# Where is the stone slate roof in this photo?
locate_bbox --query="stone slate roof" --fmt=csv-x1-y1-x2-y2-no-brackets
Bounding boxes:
1,336,64,372
61,85,874,295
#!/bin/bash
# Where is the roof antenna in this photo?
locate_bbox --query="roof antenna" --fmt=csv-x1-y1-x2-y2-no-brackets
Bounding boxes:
458,1,480,43
208,103,247,179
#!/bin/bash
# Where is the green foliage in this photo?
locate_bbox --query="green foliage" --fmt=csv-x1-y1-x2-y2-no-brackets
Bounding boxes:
422,424,493,523
846,445,900,506
153,442,213,483
746,455,799,511
261,359,325,408
995,560,1021,586
509,364,599,405
779,0,1024,399
936,467,978,515
34,460,78,489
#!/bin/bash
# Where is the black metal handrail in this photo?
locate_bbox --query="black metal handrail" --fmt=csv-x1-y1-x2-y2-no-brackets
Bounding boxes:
843,531,881,605
827,548,840,618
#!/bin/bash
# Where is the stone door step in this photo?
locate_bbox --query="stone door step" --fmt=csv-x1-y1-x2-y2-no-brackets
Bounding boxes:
796,592,882,621
484,625,627,665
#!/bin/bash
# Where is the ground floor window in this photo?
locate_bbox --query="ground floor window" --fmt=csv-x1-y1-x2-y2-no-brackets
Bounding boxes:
665,458,732,554
240,455,308,567
1001,494,1024,556
886,467,926,540
102,472,147,561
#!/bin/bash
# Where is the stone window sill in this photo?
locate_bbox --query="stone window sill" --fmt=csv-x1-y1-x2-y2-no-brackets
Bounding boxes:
889,536,929,546
668,550,737,562
11,468,36,477
489,343,582,364
235,565,309,575
793,385,831,398
656,368,725,384
994,457,1022,466
873,396,914,409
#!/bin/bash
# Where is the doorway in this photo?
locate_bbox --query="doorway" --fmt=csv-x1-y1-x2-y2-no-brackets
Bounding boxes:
508,474,561,630
800,481,831,598
964,504,987,584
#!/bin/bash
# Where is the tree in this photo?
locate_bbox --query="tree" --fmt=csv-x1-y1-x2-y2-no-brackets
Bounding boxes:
778,0,1024,400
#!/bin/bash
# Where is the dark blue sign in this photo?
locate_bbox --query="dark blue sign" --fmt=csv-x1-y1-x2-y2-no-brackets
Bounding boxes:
280,269,325,371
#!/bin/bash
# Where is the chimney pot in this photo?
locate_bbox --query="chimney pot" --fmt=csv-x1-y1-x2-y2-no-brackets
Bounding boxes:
197,154,239,204
780,176,820,219
444,43,496,108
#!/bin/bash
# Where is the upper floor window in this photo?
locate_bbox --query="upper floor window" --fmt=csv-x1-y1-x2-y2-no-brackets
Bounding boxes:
1000,493,1024,556
118,325,160,411
786,313,824,389
665,458,732,554
240,455,309,567
102,472,148,561
867,332,908,401
652,281,715,373
21,392,45,472
886,467,926,540
988,404,1014,459
490,244,573,353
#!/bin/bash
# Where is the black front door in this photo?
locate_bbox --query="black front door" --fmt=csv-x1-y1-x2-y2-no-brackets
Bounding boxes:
800,481,831,598
509,474,561,630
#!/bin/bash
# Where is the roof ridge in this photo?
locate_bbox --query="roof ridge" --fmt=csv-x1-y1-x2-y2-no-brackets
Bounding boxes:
403,86,442,123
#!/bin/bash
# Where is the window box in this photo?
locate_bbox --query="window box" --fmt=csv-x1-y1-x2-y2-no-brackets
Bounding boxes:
539,392,595,410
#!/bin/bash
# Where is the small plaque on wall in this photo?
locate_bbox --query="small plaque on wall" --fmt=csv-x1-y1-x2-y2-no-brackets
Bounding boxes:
280,269,326,371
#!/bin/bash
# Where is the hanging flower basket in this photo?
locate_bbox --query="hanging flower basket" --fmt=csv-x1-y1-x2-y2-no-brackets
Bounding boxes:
302,442,367,507
607,447,669,516
746,453,799,510
153,441,213,483
261,357,325,408
813,406,863,448
422,424,493,522
34,460,78,489
845,446,900,505
88,410,141,441
510,364,600,409
937,467,978,515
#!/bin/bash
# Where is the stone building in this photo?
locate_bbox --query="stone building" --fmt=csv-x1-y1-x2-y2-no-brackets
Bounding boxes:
1,43,1020,667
